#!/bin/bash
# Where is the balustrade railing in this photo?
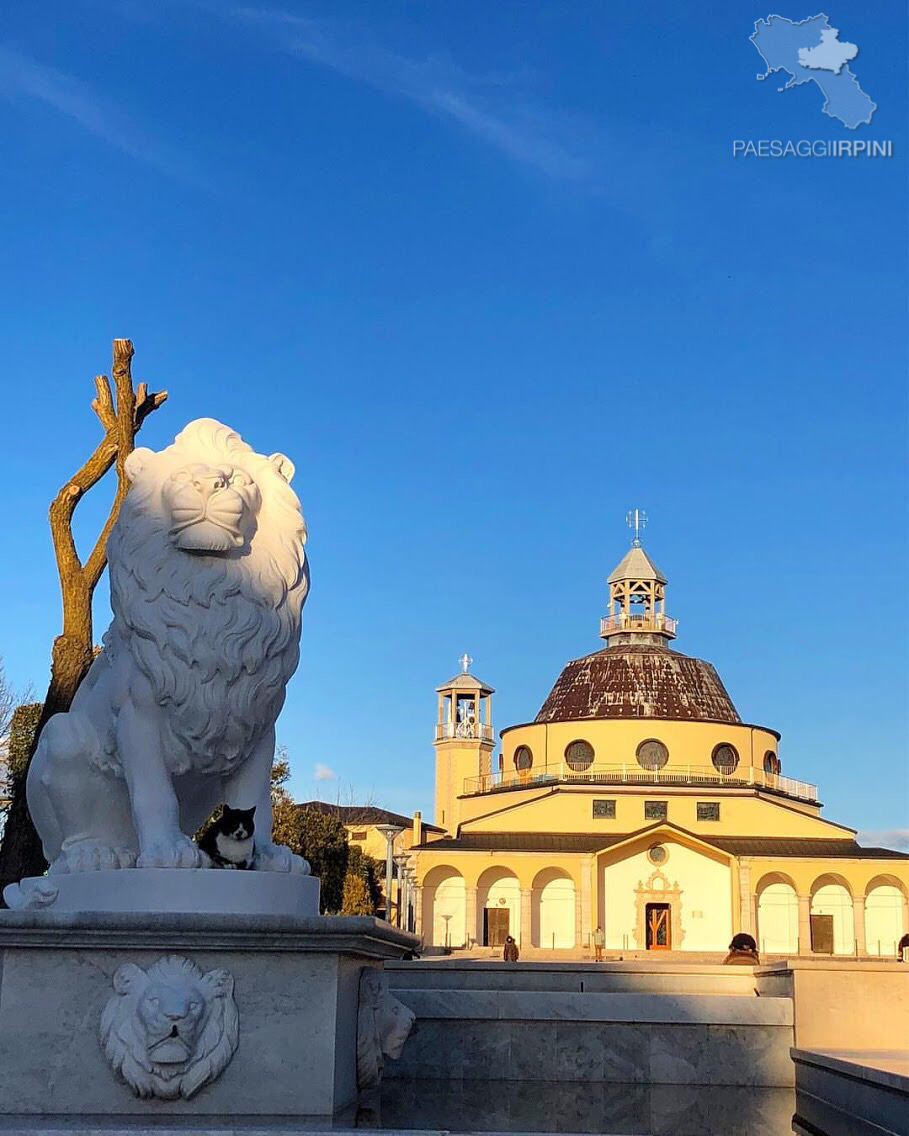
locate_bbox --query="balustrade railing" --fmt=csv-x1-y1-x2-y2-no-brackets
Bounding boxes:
600,613,678,636
435,722,494,743
462,762,817,802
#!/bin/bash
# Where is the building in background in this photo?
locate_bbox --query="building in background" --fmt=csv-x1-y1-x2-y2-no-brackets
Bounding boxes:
297,802,443,863
411,531,909,956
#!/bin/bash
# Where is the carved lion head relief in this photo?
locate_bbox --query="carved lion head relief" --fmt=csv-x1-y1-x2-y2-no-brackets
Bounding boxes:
356,968,416,1089
100,955,239,1100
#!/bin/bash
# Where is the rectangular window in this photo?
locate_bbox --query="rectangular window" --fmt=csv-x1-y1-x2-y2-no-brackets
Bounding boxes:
697,802,720,821
350,830,367,841
592,799,616,819
644,801,668,821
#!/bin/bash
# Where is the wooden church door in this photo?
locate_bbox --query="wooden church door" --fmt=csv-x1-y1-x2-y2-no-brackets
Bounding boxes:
646,903,671,950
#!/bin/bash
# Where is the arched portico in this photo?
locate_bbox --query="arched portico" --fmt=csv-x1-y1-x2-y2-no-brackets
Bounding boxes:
531,867,576,948
864,874,908,957
810,874,854,955
477,866,521,948
422,865,466,949
755,872,799,955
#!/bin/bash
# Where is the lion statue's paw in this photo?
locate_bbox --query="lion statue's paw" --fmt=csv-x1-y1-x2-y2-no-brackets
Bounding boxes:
137,835,208,870
3,878,59,910
252,842,311,874
50,841,138,875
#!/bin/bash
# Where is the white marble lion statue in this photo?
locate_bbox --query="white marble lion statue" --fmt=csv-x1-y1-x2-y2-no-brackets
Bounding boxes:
26,418,310,875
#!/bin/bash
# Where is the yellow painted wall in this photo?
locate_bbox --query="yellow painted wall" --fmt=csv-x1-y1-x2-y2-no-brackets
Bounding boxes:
434,738,493,831
500,719,780,778
460,786,848,839
602,842,733,951
413,846,909,952
345,821,427,861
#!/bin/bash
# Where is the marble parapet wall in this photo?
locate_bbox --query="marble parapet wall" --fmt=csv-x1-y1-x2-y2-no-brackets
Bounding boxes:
0,911,418,1120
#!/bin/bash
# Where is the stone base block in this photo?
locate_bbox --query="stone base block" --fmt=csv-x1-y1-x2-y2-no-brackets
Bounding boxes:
4,868,320,916
0,911,417,1123
792,1048,909,1136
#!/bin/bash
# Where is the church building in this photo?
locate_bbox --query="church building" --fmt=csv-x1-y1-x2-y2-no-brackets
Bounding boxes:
411,528,909,957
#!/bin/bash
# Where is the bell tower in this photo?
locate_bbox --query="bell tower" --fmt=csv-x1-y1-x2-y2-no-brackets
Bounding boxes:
433,654,495,833
600,510,677,647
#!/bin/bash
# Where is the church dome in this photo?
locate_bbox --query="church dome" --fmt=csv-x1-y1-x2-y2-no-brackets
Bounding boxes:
536,520,740,725
535,643,741,725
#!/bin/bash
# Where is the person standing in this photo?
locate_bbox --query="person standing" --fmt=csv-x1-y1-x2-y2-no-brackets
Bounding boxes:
503,935,519,962
593,926,605,962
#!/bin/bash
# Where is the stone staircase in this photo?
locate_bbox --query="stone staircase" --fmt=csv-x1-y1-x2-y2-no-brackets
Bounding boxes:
386,959,794,1087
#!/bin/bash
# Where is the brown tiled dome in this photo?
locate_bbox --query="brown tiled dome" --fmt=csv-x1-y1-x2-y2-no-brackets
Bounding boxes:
535,645,740,724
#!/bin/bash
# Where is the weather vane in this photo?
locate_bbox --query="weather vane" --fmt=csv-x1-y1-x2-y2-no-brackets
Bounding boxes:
626,509,647,548
459,652,473,674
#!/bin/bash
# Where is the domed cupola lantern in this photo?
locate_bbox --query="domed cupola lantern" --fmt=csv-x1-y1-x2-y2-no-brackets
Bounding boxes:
600,510,677,646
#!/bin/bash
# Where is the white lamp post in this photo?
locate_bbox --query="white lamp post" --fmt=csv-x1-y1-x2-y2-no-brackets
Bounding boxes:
375,824,403,922
403,866,416,932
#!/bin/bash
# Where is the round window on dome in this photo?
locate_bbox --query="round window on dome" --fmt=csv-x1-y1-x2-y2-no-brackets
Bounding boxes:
712,743,740,775
636,739,669,771
514,745,533,772
763,750,780,775
564,739,594,772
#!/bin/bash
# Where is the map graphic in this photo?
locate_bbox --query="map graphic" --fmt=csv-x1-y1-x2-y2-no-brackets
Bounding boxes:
750,14,876,129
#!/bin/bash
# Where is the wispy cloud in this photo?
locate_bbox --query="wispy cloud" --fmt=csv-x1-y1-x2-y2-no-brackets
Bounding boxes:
0,43,197,182
857,829,909,851
233,6,595,181
313,762,338,782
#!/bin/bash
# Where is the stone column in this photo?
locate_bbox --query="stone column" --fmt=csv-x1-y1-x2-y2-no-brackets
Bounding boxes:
465,887,479,948
852,895,867,956
574,888,583,951
413,886,424,940
520,888,533,949
798,894,812,955
738,862,753,935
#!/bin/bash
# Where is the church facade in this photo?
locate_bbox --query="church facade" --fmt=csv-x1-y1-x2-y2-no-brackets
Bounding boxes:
411,537,909,956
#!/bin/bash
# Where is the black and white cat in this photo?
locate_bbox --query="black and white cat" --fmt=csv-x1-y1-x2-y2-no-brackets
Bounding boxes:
198,805,256,869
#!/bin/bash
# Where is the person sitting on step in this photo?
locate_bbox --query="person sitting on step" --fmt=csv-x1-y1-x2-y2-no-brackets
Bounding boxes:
723,932,760,965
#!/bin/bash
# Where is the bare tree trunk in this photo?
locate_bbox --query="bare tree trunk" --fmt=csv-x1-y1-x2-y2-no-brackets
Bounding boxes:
0,340,167,894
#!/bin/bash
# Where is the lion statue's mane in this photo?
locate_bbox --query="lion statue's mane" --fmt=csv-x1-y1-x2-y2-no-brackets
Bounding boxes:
99,418,308,778
100,954,239,1100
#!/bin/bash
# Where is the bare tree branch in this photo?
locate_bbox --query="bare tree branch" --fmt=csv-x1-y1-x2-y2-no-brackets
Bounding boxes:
0,339,168,893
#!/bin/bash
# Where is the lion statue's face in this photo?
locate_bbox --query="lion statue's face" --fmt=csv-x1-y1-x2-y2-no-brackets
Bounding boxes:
100,955,239,1100
137,974,208,1064
161,461,262,554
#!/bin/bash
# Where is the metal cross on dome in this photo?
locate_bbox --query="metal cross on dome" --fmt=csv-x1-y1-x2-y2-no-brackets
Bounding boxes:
459,653,473,674
627,508,647,548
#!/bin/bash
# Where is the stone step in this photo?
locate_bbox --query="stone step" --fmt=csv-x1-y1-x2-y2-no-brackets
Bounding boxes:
388,959,760,996
388,988,795,1086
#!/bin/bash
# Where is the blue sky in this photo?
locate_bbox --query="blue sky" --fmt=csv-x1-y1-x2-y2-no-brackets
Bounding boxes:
0,2,906,843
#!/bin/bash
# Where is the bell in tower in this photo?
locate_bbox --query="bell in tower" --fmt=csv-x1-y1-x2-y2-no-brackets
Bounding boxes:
433,654,495,833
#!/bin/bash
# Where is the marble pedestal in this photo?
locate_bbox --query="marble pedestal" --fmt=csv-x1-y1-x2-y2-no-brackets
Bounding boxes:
0,909,417,1126
4,868,321,915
